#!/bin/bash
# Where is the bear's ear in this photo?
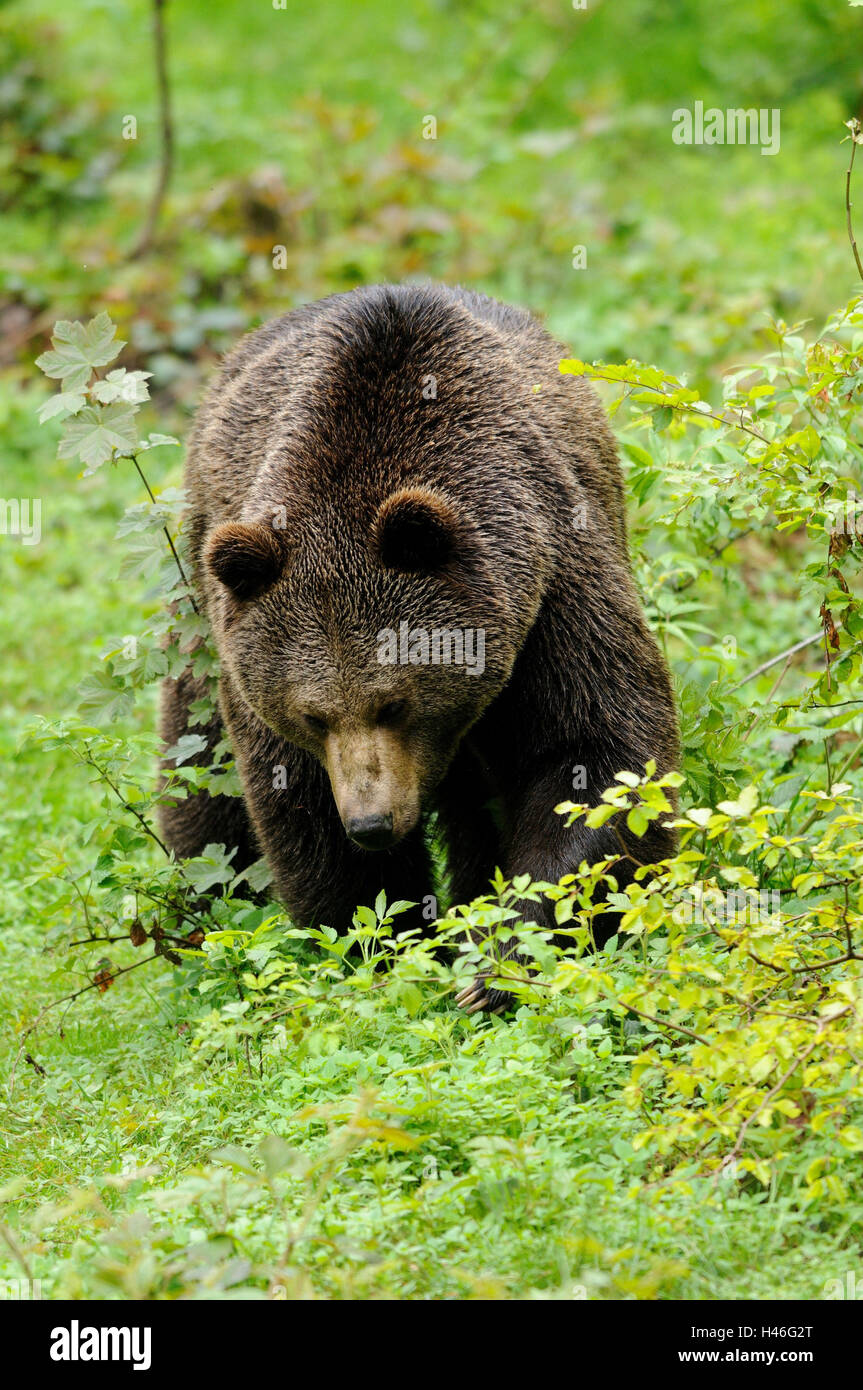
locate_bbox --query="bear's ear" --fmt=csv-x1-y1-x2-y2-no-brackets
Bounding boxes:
204,522,286,601
373,489,462,572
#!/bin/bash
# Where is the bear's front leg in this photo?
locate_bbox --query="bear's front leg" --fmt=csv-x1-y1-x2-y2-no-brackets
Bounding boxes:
456,752,676,1013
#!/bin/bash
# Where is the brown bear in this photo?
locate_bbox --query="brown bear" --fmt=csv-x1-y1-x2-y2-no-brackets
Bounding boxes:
159,284,679,1010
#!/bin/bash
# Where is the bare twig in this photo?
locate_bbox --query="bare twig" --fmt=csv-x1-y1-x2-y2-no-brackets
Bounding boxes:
672,526,759,594
8,956,159,1097
129,454,198,613
130,0,174,259
845,121,863,284
727,1009,850,1163
0,1224,34,1281
81,752,171,859
585,372,771,444
729,632,822,692
617,1000,710,1046
797,731,863,837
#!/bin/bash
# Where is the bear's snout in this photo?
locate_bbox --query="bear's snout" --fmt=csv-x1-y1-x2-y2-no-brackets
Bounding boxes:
324,727,421,849
345,812,395,851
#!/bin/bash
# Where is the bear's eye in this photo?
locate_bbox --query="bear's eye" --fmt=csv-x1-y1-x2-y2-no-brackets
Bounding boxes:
303,713,329,736
376,699,407,727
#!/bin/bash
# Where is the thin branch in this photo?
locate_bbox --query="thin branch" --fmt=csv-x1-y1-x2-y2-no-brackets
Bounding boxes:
797,731,863,836
8,955,159,1097
129,454,198,613
67,934,131,948
777,698,863,710
81,752,171,859
729,632,822,692
130,0,174,259
845,124,863,284
672,526,759,594
617,1000,710,1046
788,949,861,975
728,1010,850,1163
586,372,771,444
0,1224,34,1282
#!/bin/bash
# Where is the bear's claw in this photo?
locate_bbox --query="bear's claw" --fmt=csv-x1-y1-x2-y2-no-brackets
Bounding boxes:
455,976,508,1015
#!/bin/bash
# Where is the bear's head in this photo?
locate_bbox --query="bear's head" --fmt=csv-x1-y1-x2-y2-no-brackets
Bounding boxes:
204,486,530,849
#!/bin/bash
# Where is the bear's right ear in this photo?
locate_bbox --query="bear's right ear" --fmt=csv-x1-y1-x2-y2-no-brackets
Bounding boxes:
204,522,286,601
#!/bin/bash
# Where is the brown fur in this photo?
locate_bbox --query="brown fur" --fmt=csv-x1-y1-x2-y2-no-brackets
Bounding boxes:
159,284,679,994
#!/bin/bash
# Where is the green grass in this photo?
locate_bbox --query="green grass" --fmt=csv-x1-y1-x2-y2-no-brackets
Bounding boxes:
3,0,863,1300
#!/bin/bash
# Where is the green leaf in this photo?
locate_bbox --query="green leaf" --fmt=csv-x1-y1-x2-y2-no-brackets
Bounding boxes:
183,844,238,893
622,441,654,468
387,899,418,917
258,1135,297,1179
163,733,209,766
76,669,136,725
91,369,152,405
37,391,87,423
797,425,820,460
139,432,180,451
211,1145,258,1175
554,897,574,925
58,402,139,472
585,803,619,828
35,312,125,387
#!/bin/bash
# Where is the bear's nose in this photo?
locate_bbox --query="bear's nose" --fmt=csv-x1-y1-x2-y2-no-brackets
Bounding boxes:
346,812,395,850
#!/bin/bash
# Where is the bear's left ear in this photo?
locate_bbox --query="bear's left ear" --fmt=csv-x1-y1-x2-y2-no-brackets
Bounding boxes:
373,488,463,572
